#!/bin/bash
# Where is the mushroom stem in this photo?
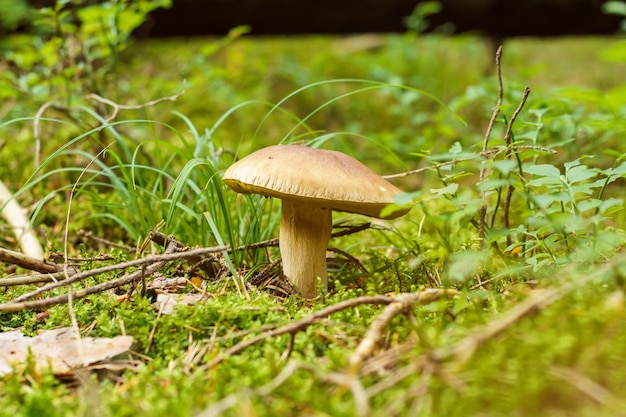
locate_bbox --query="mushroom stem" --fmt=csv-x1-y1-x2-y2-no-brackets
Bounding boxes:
279,200,332,298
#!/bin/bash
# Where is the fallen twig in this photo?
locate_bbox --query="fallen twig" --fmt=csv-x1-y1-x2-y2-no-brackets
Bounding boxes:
0,224,379,310
361,257,623,398
348,290,456,372
0,273,64,287
549,365,618,407
501,86,531,247
0,247,60,274
0,238,180,312
203,289,456,370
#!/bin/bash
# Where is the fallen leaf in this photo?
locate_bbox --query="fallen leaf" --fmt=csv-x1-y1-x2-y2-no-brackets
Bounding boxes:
0,327,133,376
153,293,206,315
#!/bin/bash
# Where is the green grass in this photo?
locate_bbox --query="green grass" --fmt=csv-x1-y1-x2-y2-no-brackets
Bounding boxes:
2,4,626,414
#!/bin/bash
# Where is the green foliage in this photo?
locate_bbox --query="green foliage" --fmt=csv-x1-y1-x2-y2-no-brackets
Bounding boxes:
0,0,32,33
0,0,170,105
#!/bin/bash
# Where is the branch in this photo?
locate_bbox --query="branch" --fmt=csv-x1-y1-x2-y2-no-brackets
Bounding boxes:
86,88,186,123
382,146,555,180
479,45,504,246
0,248,57,274
203,289,455,370
357,257,623,402
348,290,457,372
0,238,180,313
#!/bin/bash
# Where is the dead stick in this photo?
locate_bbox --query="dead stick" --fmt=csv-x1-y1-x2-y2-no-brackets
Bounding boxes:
383,145,555,180
10,244,232,303
502,87,531,246
363,259,621,396
437,259,618,365
478,45,504,246
204,289,456,370
348,290,457,371
0,238,179,312
204,295,399,370
0,273,65,286
0,248,61,274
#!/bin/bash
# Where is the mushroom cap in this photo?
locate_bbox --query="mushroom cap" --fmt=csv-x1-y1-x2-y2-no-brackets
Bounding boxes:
223,144,410,219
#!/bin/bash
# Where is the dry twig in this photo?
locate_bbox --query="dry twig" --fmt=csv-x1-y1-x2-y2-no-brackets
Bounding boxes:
361,258,622,399
203,289,455,370
502,86,531,246
348,290,457,372
478,45,504,245
86,89,185,123
0,238,180,312
0,248,60,274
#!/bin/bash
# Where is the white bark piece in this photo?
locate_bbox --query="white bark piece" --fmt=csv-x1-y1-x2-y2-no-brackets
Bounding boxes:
0,180,44,260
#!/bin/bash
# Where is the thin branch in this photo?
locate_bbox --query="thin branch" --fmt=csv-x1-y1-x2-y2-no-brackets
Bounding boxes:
1,224,378,308
202,290,455,370
502,86,531,246
435,259,618,366
9,245,228,303
0,248,59,274
549,366,618,406
382,145,555,180
0,238,180,312
348,290,457,372
202,294,393,369
361,258,622,400
503,87,531,150
483,45,504,154
479,45,504,246
86,88,186,123
0,273,64,287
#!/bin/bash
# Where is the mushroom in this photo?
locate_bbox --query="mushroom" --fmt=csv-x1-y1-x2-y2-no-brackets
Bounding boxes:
222,144,410,298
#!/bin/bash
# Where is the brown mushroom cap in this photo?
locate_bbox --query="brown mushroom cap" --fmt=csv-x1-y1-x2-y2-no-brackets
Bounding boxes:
223,144,410,219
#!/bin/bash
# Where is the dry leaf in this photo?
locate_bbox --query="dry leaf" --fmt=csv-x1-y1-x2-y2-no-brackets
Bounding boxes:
0,327,133,376
153,293,206,315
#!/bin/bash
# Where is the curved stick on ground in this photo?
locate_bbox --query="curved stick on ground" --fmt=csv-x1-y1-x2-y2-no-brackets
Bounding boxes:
204,289,457,370
348,289,459,373
0,180,44,260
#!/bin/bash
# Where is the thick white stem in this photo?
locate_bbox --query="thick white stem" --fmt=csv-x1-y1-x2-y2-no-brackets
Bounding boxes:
279,200,332,298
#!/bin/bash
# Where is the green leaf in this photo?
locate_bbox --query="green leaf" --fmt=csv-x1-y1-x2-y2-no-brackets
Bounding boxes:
577,198,602,213
525,164,561,178
603,1,626,16
566,164,596,183
491,159,517,175
599,198,624,214
477,178,511,191
449,141,462,154
430,183,458,196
